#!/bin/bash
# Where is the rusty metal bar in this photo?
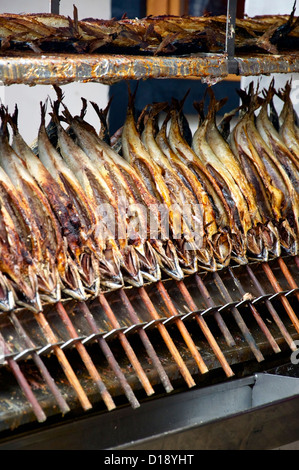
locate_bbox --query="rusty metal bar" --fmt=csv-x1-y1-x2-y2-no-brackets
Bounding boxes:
213,273,264,363
119,288,174,393
78,301,140,409
99,293,155,397
194,273,236,347
246,265,297,351
33,311,92,411
175,280,234,378
138,286,196,388
156,281,209,375
55,302,115,411
262,263,299,335
0,332,46,423
9,311,70,415
227,268,281,354
278,258,299,302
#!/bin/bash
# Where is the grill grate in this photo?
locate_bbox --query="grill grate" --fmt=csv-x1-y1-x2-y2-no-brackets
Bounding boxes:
0,255,298,429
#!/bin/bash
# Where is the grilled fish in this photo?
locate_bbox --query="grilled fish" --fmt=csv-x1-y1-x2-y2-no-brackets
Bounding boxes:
231,86,298,256
199,90,280,260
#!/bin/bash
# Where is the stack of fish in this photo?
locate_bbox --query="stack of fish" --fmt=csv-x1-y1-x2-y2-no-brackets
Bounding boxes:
0,80,298,314
0,5,299,55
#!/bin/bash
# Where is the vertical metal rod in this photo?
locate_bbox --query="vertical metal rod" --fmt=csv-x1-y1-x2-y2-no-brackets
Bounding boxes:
99,293,155,396
176,280,234,378
119,289,174,393
262,263,299,334
55,302,115,411
213,273,264,362
9,311,70,415
156,281,209,375
246,265,297,351
78,301,140,409
195,274,236,347
0,333,46,423
138,286,196,388
228,268,281,353
34,311,92,411
277,258,299,302
49,0,60,14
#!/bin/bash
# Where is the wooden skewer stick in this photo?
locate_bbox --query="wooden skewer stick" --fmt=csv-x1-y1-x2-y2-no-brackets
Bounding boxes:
156,281,208,375
99,293,155,397
55,301,115,411
176,280,234,378
34,310,92,411
262,262,299,334
138,286,196,388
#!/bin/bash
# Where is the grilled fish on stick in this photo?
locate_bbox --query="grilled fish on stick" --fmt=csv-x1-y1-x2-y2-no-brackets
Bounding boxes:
52,103,143,288
168,99,247,266
63,101,161,284
37,102,124,292
140,102,217,272
231,86,298,256
0,166,41,311
122,90,197,276
195,91,280,261
8,106,96,300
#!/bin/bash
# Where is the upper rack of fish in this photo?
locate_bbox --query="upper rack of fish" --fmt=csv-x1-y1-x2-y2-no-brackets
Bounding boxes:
1,9,299,85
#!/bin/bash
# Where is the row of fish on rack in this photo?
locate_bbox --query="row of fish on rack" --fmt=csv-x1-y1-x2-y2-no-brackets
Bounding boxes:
0,80,298,313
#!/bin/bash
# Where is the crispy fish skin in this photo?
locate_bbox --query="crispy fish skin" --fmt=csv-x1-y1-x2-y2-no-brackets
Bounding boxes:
64,108,161,284
0,186,42,311
9,107,96,300
38,103,123,293
122,92,195,276
72,112,182,280
54,108,143,289
277,82,299,169
0,139,62,304
201,92,280,260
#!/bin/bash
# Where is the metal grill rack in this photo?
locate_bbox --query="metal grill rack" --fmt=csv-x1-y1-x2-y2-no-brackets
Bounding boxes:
0,0,298,449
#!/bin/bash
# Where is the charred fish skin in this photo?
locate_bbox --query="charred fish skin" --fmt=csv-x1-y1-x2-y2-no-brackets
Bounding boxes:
140,102,218,273
121,90,188,279
8,105,99,300
167,102,247,266
37,102,126,294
